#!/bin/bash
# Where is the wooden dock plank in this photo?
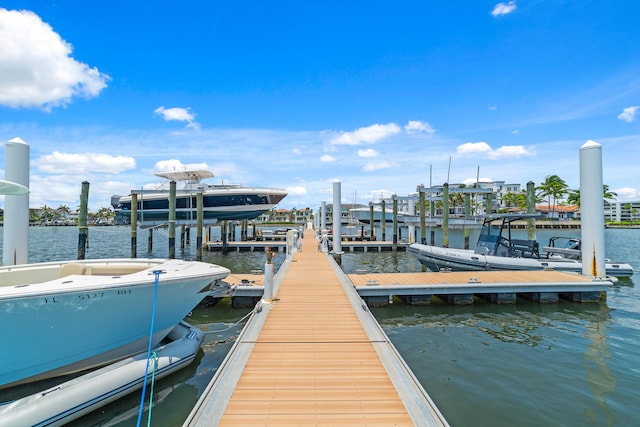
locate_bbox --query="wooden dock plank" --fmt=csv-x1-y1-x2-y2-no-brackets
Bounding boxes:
216,231,417,426
348,269,596,287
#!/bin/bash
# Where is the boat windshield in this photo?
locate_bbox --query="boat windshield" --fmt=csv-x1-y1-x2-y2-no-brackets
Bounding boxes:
474,221,503,255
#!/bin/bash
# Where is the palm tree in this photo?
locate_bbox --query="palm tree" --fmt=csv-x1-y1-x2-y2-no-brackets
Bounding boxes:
96,206,114,224
566,185,618,207
501,191,527,210
39,205,56,223
537,175,569,218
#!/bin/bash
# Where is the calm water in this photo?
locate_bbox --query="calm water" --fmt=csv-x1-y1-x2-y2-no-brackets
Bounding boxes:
1,226,638,426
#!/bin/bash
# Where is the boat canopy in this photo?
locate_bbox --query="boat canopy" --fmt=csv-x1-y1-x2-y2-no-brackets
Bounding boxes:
154,170,214,182
0,180,29,195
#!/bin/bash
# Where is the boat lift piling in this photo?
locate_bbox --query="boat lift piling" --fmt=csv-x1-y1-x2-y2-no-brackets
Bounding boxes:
168,180,176,259
2,137,30,266
526,181,537,241
196,192,203,261
77,181,90,260
442,183,449,248
392,195,398,251
418,184,426,244
580,140,606,278
381,199,386,241
130,193,138,258
369,202,375,240
464,193,471,249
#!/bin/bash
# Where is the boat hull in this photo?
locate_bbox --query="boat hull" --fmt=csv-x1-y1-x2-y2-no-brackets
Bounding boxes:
0,259,229,389
408,244,634,277
0,322,203,427
115,188,287,226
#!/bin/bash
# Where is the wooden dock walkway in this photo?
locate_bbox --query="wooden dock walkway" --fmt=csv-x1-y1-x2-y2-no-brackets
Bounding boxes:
185,230,448,426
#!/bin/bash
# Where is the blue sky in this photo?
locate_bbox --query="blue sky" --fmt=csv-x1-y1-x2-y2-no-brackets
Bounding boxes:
1,1,639,211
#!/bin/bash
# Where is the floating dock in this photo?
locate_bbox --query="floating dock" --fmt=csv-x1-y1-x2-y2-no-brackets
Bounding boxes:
225,268,611,307
185,230,448,426
187,229,612,426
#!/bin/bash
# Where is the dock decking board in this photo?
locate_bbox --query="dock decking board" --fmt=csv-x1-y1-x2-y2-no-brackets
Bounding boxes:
348,269,597,286
217,231,417,426
185,230,447,426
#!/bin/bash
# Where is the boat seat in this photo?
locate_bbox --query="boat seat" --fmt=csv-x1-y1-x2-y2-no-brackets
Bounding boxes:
86,265,148,276
60,263,87,277
509,239,539,258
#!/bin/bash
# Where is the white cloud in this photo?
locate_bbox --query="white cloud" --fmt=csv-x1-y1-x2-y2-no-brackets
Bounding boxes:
330,123,401,145
0,8,110,109
154,106,201,130
363,161,395,171
357,149,378,158
404,120,436,135
320,154,336,162
35,152,135,174
456,142,535,159
614,187,640,201
456,142,492,155
491,1,517,17
512,130,520,135
487,145,535,159
617,106,639,122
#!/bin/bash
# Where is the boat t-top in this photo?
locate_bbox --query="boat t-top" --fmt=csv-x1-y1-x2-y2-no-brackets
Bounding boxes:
113,169,288,226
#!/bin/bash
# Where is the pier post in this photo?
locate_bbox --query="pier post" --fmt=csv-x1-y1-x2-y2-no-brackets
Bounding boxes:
408,197,415,243
168,180,176,259
580,140,606,277
148,228,153,252
392,196,398,251
418,185,426,244
526,181,537,241
180,225,186,250
485,192,493,214
442,183,449,248
222,222,228,254
77,181,89,260
430,190,436,245
369,202,375,241
197,192,203,261
321,201,327,231
263,249,274,302
2,137,30,266
332,181,342,254
130,193,137,258
464,193,471,249
381,199,386,241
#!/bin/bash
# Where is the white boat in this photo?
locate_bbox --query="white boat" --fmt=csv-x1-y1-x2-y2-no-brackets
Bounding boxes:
349,207,421,225
349,207,482,228
0,321,203,427
408,214,634,278
113,170,288,226
0,258,229,390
